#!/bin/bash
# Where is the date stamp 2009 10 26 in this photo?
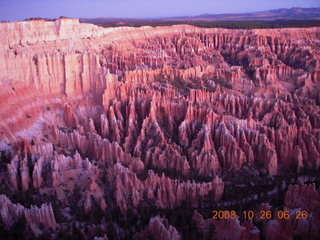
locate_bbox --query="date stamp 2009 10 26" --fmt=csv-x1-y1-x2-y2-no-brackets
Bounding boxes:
211,210,308,220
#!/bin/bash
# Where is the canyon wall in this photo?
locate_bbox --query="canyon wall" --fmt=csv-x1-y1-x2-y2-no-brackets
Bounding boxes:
0,19,319,239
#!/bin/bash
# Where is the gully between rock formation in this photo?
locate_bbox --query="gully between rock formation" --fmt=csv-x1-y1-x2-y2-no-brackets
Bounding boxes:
0,19,319,239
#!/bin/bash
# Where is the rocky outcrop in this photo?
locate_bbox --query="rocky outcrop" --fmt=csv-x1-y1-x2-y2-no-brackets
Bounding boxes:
192,211,260,240
51,152,107,213
262,183,320,240
285,183,320,212
109,163,224,213
134,216,181,240
0,195,56,236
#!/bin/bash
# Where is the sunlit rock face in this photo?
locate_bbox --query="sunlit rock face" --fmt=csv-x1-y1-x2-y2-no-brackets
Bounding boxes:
0,19,319,239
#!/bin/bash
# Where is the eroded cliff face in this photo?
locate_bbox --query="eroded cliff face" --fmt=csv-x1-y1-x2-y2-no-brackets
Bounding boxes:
0,19,319,239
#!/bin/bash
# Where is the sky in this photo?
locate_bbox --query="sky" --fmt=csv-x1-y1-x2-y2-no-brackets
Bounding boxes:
0,0,319,21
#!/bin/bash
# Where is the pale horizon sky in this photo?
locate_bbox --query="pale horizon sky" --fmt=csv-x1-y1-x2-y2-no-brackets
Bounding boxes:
0,0,320,21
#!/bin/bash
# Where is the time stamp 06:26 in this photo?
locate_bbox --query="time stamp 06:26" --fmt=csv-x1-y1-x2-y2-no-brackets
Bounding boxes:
212,210,308,220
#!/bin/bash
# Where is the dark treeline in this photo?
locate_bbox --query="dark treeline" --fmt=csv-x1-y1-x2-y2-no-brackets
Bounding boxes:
1,18,318,29
23,16,68,21
83,19,320,29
